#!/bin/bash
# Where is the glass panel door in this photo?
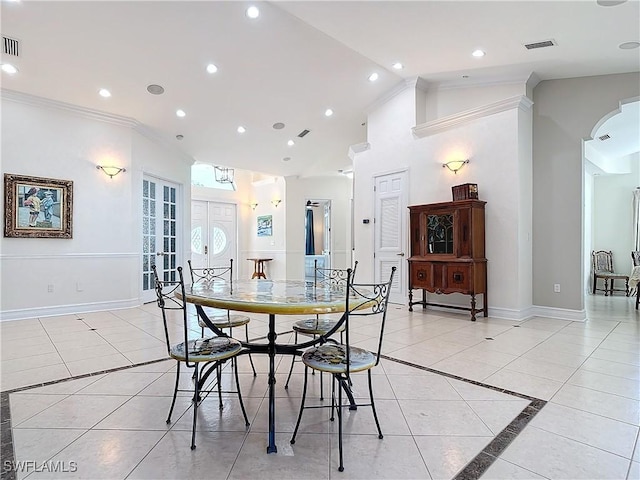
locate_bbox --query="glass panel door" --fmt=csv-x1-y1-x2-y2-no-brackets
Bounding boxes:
142,176,180,303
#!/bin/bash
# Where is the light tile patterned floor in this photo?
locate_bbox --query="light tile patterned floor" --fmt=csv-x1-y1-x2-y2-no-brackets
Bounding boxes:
1,294,638,479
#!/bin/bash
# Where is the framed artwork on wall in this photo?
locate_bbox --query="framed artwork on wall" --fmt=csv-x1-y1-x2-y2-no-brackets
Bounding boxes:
257,215,273,237
4,173,73,238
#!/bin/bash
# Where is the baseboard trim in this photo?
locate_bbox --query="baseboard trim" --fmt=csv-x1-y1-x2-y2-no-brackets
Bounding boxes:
0,299,141,322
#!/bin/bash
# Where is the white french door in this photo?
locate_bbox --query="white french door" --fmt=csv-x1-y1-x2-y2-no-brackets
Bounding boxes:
141,176,181,303
191,201,237,273
374,170,408,303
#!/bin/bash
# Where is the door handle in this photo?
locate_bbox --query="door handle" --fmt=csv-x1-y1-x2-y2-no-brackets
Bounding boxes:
204,245,208,255
156,252,165,256
397,253,405,256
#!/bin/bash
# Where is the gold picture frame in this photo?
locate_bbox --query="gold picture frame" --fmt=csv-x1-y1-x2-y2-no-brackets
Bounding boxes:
4,173,73,238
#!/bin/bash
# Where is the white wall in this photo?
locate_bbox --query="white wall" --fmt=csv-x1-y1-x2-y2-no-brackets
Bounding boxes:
592,153,639,275
1,93,192,320
353,83,533,319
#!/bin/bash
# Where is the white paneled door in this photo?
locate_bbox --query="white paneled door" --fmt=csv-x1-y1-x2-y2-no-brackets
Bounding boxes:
142,177,181,304
374,170,408,303
191,201,237,273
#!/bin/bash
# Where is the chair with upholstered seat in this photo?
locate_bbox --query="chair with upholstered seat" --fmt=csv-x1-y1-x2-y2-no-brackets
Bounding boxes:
290,266,396,472
187,259,256,376
284,260,357,397
152,265,250,450
591,250,629,296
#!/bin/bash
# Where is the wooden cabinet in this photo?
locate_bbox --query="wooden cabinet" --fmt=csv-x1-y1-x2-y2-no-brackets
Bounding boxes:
407,200,487,321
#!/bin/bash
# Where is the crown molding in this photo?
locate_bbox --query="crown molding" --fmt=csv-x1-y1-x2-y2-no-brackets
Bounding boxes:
348,142,370,160
412,95,534,138
365,76,430,115
1,88,138,127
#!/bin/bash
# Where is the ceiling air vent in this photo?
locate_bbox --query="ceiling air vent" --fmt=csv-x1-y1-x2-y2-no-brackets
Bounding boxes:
297,129,310,138
3,36,20,57
524,39,556,50
598,134,611,141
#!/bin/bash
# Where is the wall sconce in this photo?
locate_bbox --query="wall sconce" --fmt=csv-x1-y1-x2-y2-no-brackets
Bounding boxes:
250,203,258,210
271,199,282,207
96,165,126,179
442,159,469,174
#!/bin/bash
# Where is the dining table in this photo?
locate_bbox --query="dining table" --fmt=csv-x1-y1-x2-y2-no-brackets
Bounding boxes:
178,278,358,454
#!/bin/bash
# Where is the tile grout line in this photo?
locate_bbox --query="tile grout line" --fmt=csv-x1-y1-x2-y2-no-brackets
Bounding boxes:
380,354,547,479
0,357,170,480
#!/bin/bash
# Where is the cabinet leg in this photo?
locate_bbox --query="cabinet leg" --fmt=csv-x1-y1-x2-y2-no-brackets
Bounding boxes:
470,294,477,322
408,289,413,312
422,289,426,309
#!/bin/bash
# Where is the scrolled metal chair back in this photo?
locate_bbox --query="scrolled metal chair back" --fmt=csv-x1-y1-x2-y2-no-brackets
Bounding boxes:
187,259,234,285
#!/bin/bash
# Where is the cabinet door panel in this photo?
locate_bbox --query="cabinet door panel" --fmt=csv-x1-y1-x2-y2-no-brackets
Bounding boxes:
445,264,473,292
411,262,432,289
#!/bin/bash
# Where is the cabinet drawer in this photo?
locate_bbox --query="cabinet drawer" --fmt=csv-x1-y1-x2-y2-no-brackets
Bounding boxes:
445,264,473,292
410,262,432,289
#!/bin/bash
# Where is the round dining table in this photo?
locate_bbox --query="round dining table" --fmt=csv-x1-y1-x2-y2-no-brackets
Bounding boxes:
178,279,354,454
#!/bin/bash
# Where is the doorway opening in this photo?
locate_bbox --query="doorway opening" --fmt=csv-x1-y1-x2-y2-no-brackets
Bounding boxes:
305,199,331,281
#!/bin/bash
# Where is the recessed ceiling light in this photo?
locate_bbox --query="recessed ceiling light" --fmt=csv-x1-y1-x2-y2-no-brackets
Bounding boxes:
246,6,259,18
272,122,285,130
147,84,165,95
325,108,334,117
619,41,640,49
237,126,246,133
206,63,218,74
462,75,469,79
368,72,379,82
1,63,18,74
176,109,186,118
287,140,295,146
282,157,291,162
392,62,404,70
472,49,486,57
176,134,184,140
597,0,627,6
98,88,111,98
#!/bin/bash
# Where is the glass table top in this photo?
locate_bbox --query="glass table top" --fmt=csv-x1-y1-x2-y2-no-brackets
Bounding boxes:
181,279,352,315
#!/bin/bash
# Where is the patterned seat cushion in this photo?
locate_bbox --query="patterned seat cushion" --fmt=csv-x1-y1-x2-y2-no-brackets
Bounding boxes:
293,318,345,335
301,343,375,374
170,337,242,362
198,313,251,329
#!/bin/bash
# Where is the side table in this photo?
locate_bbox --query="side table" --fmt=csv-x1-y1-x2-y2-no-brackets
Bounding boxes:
248,258,273,279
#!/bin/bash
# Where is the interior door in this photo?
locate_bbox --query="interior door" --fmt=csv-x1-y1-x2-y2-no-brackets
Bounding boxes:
191,200,237,274
374,170,408,303
142,176,181,303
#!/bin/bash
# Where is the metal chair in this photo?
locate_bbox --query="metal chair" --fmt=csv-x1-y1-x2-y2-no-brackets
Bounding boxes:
187,259,256,376
152,265,250,450
591,250,629,296
290,266,396,472
284,260,358,397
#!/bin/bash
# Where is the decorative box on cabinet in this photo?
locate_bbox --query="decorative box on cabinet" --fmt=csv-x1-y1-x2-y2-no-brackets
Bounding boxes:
407,199,487,321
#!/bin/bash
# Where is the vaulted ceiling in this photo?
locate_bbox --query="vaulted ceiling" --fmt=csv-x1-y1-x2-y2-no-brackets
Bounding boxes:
2,1,638,177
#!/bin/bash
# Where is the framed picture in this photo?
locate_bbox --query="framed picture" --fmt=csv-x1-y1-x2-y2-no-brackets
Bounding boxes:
4,174,73,238
257,215,273,237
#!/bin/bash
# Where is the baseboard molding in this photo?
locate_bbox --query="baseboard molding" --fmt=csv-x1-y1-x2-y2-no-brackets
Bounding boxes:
0,298,141,322
408,302,586,322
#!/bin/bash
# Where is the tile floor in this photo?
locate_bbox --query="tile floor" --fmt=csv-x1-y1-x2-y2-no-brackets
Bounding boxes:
1,294,638,479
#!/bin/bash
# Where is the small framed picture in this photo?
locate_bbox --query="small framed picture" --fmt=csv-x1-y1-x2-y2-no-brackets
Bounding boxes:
4,173,73,238
257,215,273,237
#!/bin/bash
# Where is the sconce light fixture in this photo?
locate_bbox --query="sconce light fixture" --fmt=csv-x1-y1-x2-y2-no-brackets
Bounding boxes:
96,165,126,179
250,203,258,210
271,199,282,207
442,159,469,174
214,166,235,184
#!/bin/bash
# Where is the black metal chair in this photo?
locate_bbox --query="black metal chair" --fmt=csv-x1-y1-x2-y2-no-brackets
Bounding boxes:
187,259,256,376
152,265,250,450
284,260,358,398
290,266,396,472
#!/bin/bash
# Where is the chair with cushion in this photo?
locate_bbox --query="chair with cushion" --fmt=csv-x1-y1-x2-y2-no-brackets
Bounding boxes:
187,259,256,376
152,265,250,450
591,250,629,296
290,266,396,472
284,260,358,397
